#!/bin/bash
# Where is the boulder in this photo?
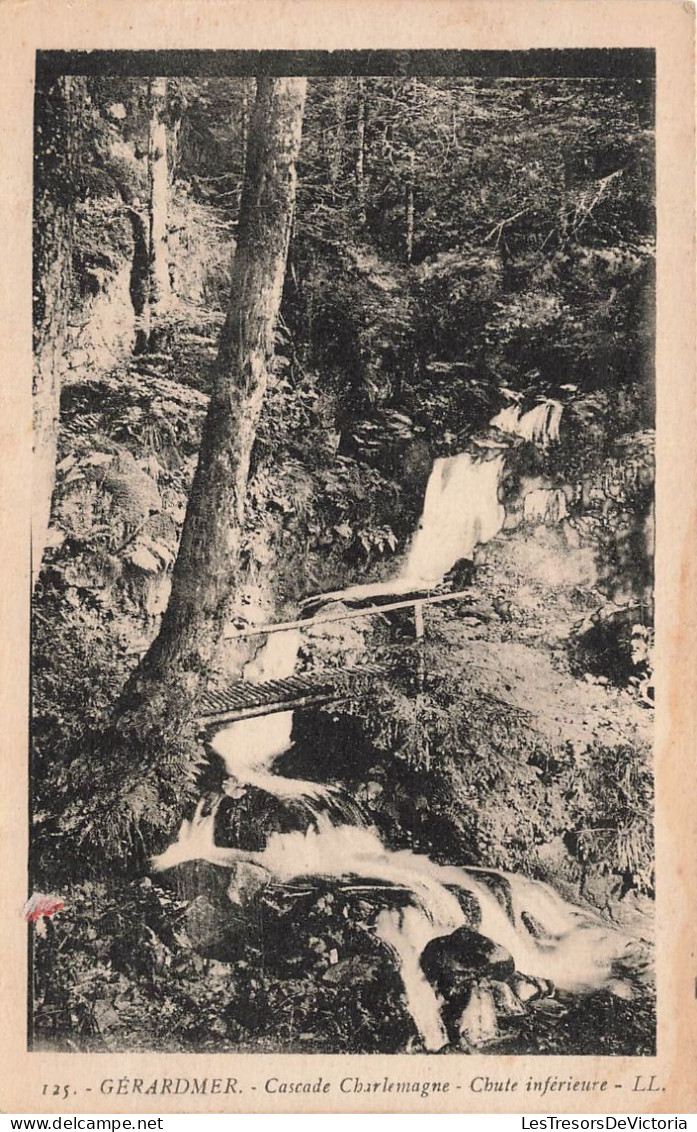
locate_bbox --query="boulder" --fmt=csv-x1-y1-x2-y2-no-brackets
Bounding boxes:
420,926,516,995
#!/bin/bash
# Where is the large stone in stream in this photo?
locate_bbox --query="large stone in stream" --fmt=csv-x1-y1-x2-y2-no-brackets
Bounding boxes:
171,861,259,960
441,557,475,591
420,926,516,995
457,983,500,1046
184,895,234,953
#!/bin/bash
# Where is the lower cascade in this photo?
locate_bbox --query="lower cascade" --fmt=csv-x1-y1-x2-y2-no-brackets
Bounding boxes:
154,440,646,1052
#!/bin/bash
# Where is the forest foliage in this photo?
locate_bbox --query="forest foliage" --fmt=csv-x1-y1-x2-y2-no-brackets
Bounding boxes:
32,68,655,1054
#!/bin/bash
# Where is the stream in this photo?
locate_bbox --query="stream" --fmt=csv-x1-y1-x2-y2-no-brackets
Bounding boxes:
153,400,642,1052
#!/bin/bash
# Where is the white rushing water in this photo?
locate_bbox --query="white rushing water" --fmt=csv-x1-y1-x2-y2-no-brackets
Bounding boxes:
299,449,507,608
213,449,509,791
210,628,342,806
157,440,641,1051
491,399,563,447
404,451,506,584
153,811,637,1050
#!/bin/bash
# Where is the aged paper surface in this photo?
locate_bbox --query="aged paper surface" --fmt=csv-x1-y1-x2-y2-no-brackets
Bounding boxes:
0,0,695,1115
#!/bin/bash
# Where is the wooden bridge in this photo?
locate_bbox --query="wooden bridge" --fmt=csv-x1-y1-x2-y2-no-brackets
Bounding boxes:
199,587,489,726
198,666,383,725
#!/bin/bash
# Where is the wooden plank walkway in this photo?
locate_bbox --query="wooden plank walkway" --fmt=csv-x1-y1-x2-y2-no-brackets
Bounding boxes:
199,666,382,725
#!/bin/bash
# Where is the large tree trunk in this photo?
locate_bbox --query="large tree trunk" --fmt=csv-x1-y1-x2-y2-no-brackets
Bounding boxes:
115,76,307,767
32,74,84,588
146,77,171,350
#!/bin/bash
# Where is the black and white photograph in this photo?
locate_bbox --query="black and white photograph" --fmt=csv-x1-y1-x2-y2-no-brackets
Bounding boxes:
28,46,660,1063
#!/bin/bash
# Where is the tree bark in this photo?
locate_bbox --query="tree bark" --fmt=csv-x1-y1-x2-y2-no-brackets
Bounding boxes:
355,79,367,225
32,74,84,587
146,77,171,350
328,77,347,193
405,148,415,264
127,207,150,354
239,78,250,206
116,76,307,760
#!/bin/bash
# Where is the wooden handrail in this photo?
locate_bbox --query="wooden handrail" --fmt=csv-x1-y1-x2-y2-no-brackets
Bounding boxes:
222,588,489,640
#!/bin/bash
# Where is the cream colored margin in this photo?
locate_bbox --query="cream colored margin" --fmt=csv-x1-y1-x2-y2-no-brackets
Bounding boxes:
0,0,694,1116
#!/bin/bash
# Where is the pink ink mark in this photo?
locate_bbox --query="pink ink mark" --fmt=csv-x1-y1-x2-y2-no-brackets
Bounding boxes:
24,893,64,929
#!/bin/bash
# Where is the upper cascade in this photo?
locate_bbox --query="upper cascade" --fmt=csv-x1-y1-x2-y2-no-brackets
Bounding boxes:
490,399,564,448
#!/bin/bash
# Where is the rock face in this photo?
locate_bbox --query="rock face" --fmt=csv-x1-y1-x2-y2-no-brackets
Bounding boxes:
66,258,136,379
523,488,569,525
442,557,475,591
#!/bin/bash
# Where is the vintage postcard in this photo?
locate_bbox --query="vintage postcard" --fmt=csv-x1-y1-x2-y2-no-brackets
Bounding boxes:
0,0,695,1116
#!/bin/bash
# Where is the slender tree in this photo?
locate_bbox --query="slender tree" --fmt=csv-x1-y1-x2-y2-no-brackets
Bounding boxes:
146,77,171,349
32,73,85,587
405,147,415,263
402,79,417,263
239,77,251,204
327,77,348,193
355,78,367,225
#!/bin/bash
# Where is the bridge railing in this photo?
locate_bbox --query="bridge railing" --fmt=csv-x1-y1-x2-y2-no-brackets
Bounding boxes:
222,586,489,641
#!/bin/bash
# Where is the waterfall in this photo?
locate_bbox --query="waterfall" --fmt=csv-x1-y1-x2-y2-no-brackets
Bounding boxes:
243,629,302,683
210,629,339,806
211,627,297,785
211,450,507,797
206,449,509,866
154,811,638,1050
489,404,523,436
403,452,506,584
246,826,638,1004
157,438,644,1052
374,905,450,1050
299,449,507,609
491,399,563,447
